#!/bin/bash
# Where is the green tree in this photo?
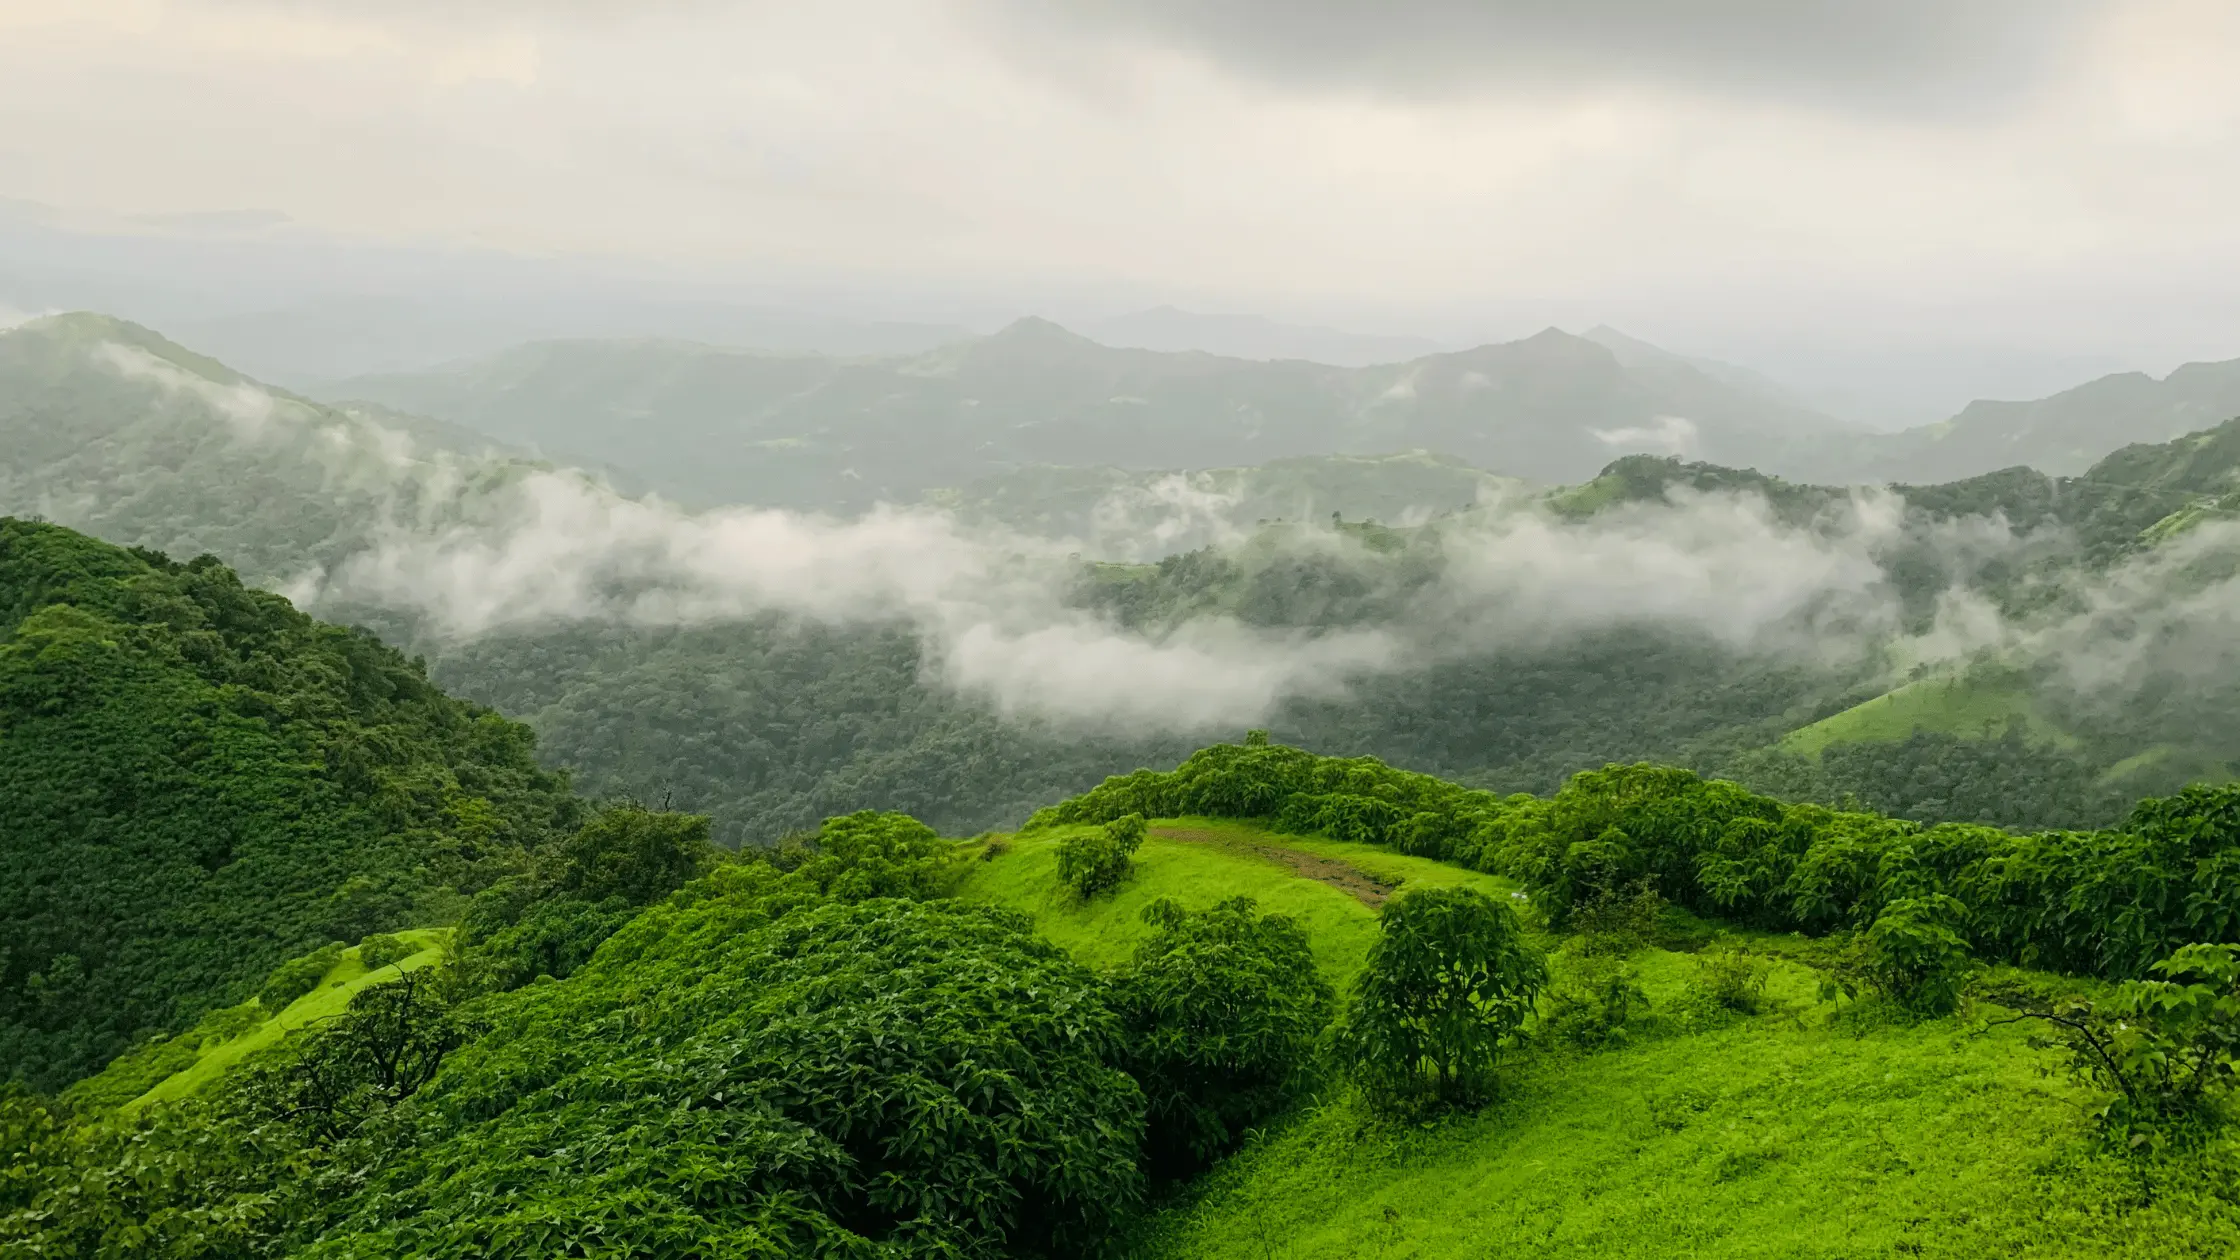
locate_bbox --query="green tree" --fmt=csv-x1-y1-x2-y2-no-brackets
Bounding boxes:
1058,813,1148,899
1110,897,1333,1178
1338,886,1547,1106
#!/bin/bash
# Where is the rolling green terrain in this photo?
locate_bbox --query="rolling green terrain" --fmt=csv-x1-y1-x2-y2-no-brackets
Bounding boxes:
16,731,2240,1256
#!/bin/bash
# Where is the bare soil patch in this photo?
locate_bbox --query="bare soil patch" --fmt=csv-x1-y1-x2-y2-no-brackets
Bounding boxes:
1151,827,1398,907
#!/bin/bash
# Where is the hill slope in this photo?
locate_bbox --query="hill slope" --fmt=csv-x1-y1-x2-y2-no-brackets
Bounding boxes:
0,519,579,1091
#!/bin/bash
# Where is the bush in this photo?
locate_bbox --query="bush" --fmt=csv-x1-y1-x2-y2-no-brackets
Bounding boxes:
1986,942,2240,1147
1690,945,1771,1016
257,942,348,1012
303,897,1150,1258
1059,814,1147,899
1338,886,1547,1107
555,805,716,905
1542,953,1649,1048
1859,894,1972,1016
237,970,479,1144
1110,897,1334,1179
354,934,414,974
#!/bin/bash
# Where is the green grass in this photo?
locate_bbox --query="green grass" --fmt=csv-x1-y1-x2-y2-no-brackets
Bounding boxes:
966,815,2240,1257
1133,952,2240,1259
110,928,451,1112
1781,672,2071,756
959,817,1517,991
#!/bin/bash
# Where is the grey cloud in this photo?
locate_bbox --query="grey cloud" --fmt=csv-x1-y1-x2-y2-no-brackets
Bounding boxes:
980,0,2106,111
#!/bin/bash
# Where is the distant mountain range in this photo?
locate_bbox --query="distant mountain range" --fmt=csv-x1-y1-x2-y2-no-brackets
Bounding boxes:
316,318,1844,509
319,317,2240,507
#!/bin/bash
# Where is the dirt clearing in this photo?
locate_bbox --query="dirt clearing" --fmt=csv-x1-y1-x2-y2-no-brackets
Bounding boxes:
1151,827,1398,907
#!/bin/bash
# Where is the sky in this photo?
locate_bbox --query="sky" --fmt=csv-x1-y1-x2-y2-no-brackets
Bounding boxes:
5,1,2240,416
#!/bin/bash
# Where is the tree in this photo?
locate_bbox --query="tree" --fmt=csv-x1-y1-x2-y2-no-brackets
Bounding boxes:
237,970,479,1144
1338,886,1546,1106
1058,813,1148,899
555,805,715,905
1110,897,1333,1178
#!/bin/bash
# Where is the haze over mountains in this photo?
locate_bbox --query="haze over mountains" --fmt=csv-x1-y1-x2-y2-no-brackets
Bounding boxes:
16,306,2240,850
319,314,2240,512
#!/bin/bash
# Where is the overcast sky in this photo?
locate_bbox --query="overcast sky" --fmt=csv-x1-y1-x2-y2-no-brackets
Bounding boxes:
5,1,2240,405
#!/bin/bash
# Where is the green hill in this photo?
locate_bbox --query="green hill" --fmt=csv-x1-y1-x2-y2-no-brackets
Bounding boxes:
0,519,578,1091
14,739,2240,1255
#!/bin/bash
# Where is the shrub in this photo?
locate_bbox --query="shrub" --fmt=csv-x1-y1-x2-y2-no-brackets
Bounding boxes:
1110,897,1334,1179
1690,945,1771,1016
236,970,480,1144
1542,953,1649,1048
1338,886,1547,1107
257,942,348,1012
1859,894,1972,1016
1986,942,2240,1147
355,933,414,974
1570,879,1664,955
1059,814,1147,899
555,805,716,905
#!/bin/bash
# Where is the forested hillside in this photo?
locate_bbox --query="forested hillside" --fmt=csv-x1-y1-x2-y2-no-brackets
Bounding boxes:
15,737,2240,1255
0,520,579,1090
9,311,2240,851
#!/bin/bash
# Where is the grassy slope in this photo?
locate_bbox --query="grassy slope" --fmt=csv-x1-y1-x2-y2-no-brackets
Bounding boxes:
959,818,1515,991
963,818,2240,1259
1780,672,2070,756
66,929,451,1114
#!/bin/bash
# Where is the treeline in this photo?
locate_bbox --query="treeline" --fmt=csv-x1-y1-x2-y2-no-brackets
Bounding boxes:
1037,737,2240,982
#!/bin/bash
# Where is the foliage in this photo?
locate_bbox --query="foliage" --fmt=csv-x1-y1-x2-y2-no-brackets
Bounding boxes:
1058,814,1148,899
1688,946,1770,1016
352,934,414,974
1337,887,1548,1107
235,970,478,1144
454,804,719,991
0,1084,312,1260
1109,897,1334,1179
1857,894,1973,1015
552,805,716,903
256,943,348,1013
0,520,579,1092
304,890,1147,1259
1541,953,1650,1049
1986,943,2240,1144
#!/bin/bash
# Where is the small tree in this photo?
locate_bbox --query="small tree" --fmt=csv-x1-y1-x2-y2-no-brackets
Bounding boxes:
238,971,480,1143
1985,942,2240,1147
1058,814,1147,899
1110,897,1333,1178
1338,886,1547,1107
1858,894,1971,1016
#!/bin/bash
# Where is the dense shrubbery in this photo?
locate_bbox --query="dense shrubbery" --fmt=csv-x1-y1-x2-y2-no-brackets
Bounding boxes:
257,942,348,1012
1041,741,2240,985
1111,897,1332,1178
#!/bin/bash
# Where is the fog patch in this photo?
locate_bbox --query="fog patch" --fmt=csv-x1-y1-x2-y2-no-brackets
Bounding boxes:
1591,414,1699,457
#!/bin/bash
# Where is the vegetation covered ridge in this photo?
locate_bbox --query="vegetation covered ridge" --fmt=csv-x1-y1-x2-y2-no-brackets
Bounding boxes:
1035,733,2240,984
0,519,582,1092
